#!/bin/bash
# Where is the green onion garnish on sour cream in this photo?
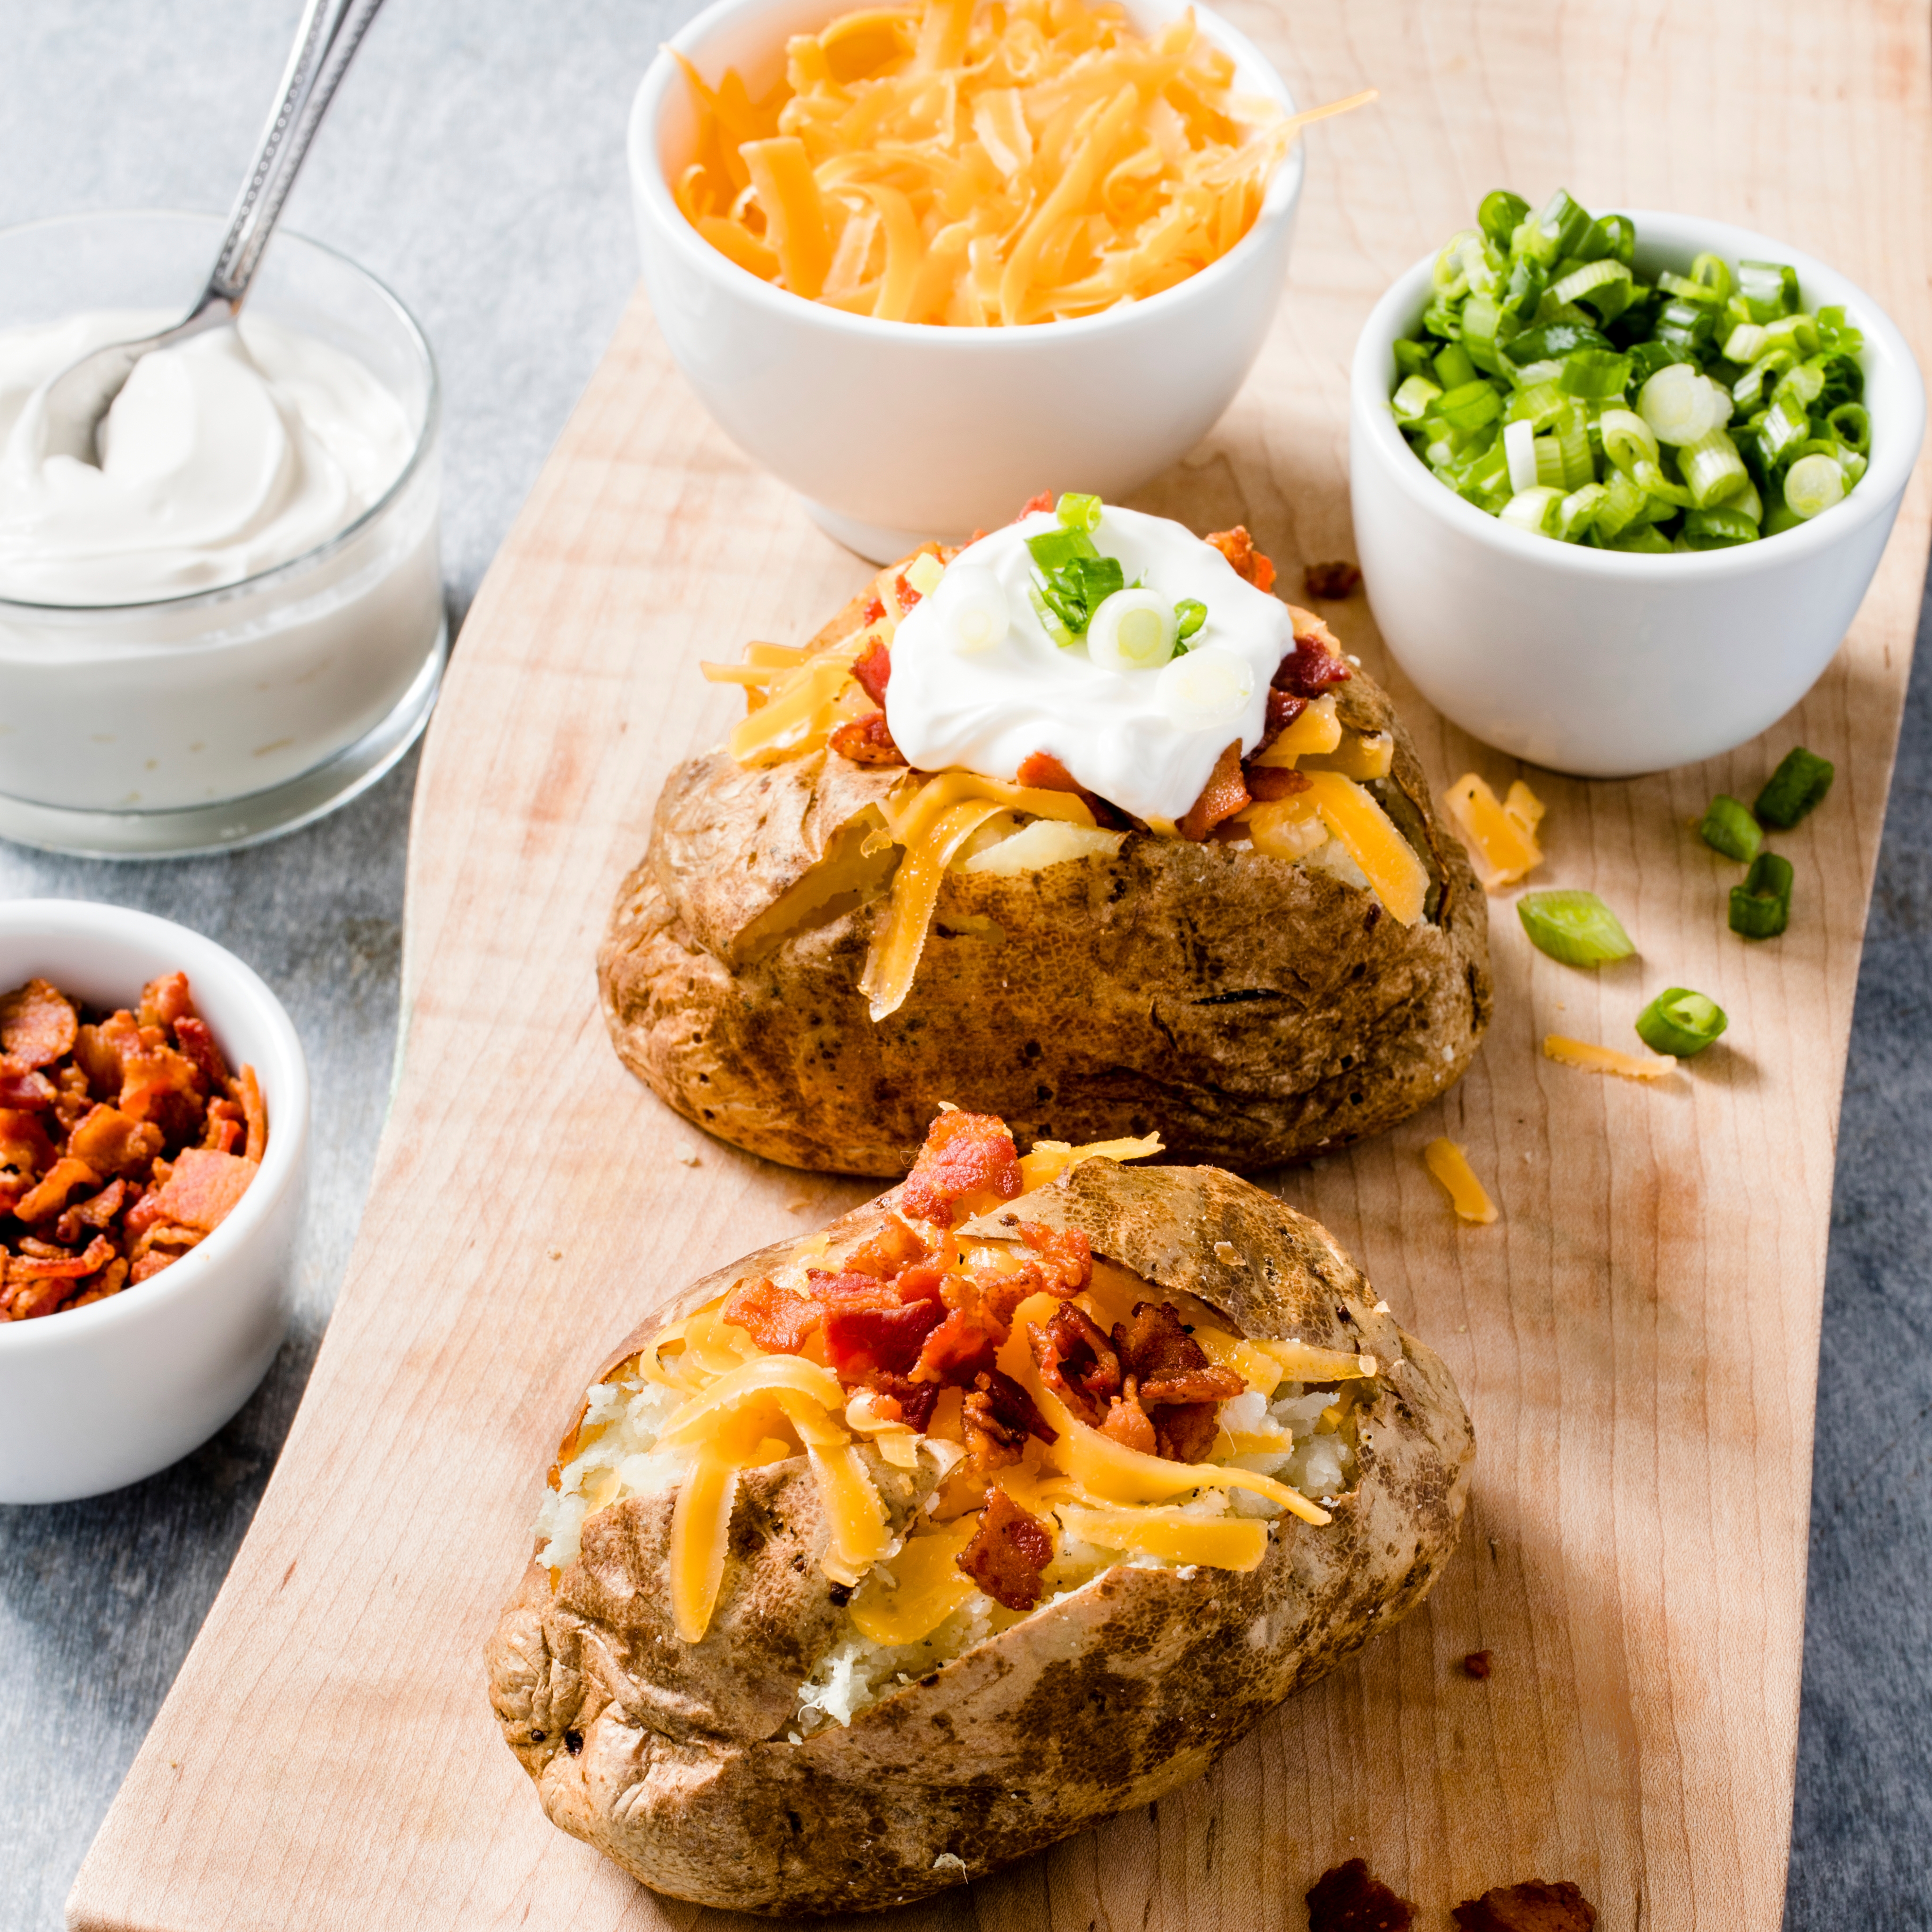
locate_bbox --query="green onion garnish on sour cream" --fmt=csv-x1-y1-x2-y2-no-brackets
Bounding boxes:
1026,494,1207,664
1391,189,1868,548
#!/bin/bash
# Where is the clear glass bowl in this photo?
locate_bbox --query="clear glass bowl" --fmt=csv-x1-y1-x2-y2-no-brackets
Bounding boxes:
0,211,445,857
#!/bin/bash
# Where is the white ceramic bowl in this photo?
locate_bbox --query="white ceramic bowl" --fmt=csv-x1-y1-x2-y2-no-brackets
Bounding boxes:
628,0,1304,561
0,901,308,1503
1349,212,1927,777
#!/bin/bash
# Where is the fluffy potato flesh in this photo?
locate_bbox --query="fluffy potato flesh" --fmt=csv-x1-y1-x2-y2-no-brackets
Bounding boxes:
487,1158,1474,1915
601,660,1491,1176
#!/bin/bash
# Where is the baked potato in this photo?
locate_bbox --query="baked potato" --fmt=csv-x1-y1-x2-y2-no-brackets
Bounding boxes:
600,505,1490,1176
487,1112,1474,1914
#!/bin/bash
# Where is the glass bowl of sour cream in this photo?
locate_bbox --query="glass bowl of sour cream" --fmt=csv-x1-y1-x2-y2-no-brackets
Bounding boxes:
0,210,444,857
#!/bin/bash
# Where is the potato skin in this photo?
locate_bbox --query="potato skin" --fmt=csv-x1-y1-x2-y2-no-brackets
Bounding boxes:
600,664,1491,1176
486,1161,1474,1915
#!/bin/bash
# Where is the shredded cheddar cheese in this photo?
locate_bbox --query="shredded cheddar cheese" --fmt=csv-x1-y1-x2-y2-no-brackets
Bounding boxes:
1016,1131,1163,1192
1423,1136,1497,1224
1299,770,1428,926
848,1520,981,1644
1445,772,1545,890
1249,692,1341,766
1542,1035,1678,1082
670,0,1320,326
1057,1503,1270,1570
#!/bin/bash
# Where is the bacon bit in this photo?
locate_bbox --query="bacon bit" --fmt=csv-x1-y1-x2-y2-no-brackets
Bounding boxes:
1031,1303,1121,1425
1245,764,1312,803
1274,608,1353,701
130,1248,185,1285
68,1104,165,1177
864,1371,939,1433
861,594,886,627
56,1177,126,1246
913,1305,1005,1385
0,978,78,1070
804,1267,900,1312
1,1107,57,1176
140,1148,256,1235
1450,1881,1598,1932
1112,1301,1245,1462
1302,560,1363,601
722,1277,822,1354
956,1485,1055,1610
1016,1221,1091,1294
893,572,923,612
1178,740,1251,842
1256,688,1309,757
1014,751,1083,793
238,1064,266,1163
173,1016,231,1092
1463,1650,1493,1680
117,1034,206,1134
7,1232,116,1280
824,1297,949,1378
961,1368,1054,1471
1307,1858,1416,1932
900,1111,1023,1227
1017,491,1055,519
13,1157,101,1225
0,1066,57,1108
1099,1393,1158,1454
829,710,907,766
201,1103,244,1156
1206,525,1276,594
843,1220,928,1278
138,971,198,1030
851,638,893,706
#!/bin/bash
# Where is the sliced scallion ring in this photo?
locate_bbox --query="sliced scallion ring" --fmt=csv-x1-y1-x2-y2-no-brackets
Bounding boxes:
1056,492,1103,532
1086,589,1177,673
1784,453,1847,520
1635,988,1729,1058
1517,889,1636,967
1698,794,1763,863
1730,852,1794,939
1754,746,1834,828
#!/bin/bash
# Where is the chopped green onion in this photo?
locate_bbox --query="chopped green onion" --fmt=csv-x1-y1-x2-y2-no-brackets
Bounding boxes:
1056,492,1103,532
1173,598,1207,646
1828,402,1871,454
1518,889,1636,967
1608,523,1674,553
1437,378,1503,433
1754,746,1834,828
1506,319,1615,365
1505,381,1566,430
1639,363,1729,446
1550,259,1633,318
1479,191,1531,249
1680,427,1748,507
1737,260,1799,323
1503,418,1539,494
1699,794,1763,862
1599,407,1659,474
1593,466,1649,542
1557,482,1608,541
1681,506,1760,548
1722,322,1768,364
1730,853,1793,939
1659,268,1723,306
1557,348,1632,399
1784,452,1846,519
1394,340,1436,381
1635,987,1729,1057
1434,341,1479,390
1392,374,1442,423
1499,486,1563,538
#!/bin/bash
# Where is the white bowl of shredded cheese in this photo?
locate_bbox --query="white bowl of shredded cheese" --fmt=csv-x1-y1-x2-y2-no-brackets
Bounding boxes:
628,0,1305,561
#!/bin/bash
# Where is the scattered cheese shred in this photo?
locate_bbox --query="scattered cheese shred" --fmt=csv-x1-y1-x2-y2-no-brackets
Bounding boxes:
1423,1136,1498,1224
1445,772,1545,890
848,1519,981,1644
1542,1035,1678,1082
1056,1503,1270,1570
858,796,1008,1019
671,0,1304,325
1016,1132,1162,1193
1249,693,1341,766
1299,770,1429,926
1299,729,1394,781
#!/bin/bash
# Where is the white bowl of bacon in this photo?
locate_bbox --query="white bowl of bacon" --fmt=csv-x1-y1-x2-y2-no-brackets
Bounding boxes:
627,0,1306,562
0,900,308,1503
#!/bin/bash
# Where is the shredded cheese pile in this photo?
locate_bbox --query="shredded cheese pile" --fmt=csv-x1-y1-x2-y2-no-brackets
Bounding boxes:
671,0,1292,324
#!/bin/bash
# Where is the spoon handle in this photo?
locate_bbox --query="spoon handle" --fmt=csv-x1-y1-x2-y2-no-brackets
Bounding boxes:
201,0,391,314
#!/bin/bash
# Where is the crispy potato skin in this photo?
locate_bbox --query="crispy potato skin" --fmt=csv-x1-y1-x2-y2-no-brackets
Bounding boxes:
599,664,1491,1176
486,1162,1474,1915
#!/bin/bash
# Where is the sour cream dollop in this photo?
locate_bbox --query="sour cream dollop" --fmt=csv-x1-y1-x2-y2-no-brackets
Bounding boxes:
0,309,412,605
884,506,1293,824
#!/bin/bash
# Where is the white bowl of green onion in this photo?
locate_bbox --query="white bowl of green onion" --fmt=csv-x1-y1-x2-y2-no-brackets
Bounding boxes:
1349,196,1925,776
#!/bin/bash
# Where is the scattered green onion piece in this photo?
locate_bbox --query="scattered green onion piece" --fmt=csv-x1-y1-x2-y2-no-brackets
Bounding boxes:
1506,381,1566,430
1681,506,1760,548
1593,466,1649,541
1173,598,1207,646
1502,418,1539,493
1754,746,1834,828
1632,459,1694,509
1723,322,1767,364
1635,987,1729,1058
1699,795,1763,862
1658,268,1722,306
1517,889,1636,967
1784,452,1846,519
1550,258,1633,318
1730,853,1794,939
1056,492,1103,533
1506,319,1615,365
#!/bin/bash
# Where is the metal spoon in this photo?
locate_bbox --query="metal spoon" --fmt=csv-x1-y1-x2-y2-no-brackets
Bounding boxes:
39,0,390,465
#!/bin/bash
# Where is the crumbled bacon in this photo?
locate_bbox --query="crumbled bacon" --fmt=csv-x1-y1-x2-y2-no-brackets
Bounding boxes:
861,594,886,627
829,710,906,766
1178,740,1251,842
844,1219,928,1277
1031,1302,1121,1424
1109,1301,1246,1462
1245,764,1312,803
893,571,924,612
1206,524,1276,594
1450,1882,1598,1932
961,1368,1053,1471
1015,751,1083,793
1,972,265,1323
851,638,893,706
1273,609,1353,700
1016,1221,1091,1294
1307,1858,1416,1932
1099,1393,1158,1454
914,1306,1005,1386
824,1297,949,1378
955,1485,1055,1610
900,1111,1022,1227
0,977,78,1071
1017,491,1055,519
863,1371,939,1432
722,1276,822,1354
1463,1650,1493,1680
1303,560,1363,601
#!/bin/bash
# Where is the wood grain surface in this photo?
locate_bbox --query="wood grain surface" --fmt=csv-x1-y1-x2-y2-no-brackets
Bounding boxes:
68,2,1932,1927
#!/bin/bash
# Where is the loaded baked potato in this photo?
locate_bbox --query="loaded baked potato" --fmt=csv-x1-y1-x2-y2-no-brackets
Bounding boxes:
600,497,1490,1175
487,1111,1474,1913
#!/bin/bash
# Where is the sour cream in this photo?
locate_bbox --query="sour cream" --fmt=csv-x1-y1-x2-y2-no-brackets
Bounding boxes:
0,309,412,605
884,507,1293,824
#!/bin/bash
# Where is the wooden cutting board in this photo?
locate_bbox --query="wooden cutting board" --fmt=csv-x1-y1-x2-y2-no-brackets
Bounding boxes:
69,2,1932,1927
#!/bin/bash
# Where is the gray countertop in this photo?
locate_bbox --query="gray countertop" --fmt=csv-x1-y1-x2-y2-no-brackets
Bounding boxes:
1,4,1927,1926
